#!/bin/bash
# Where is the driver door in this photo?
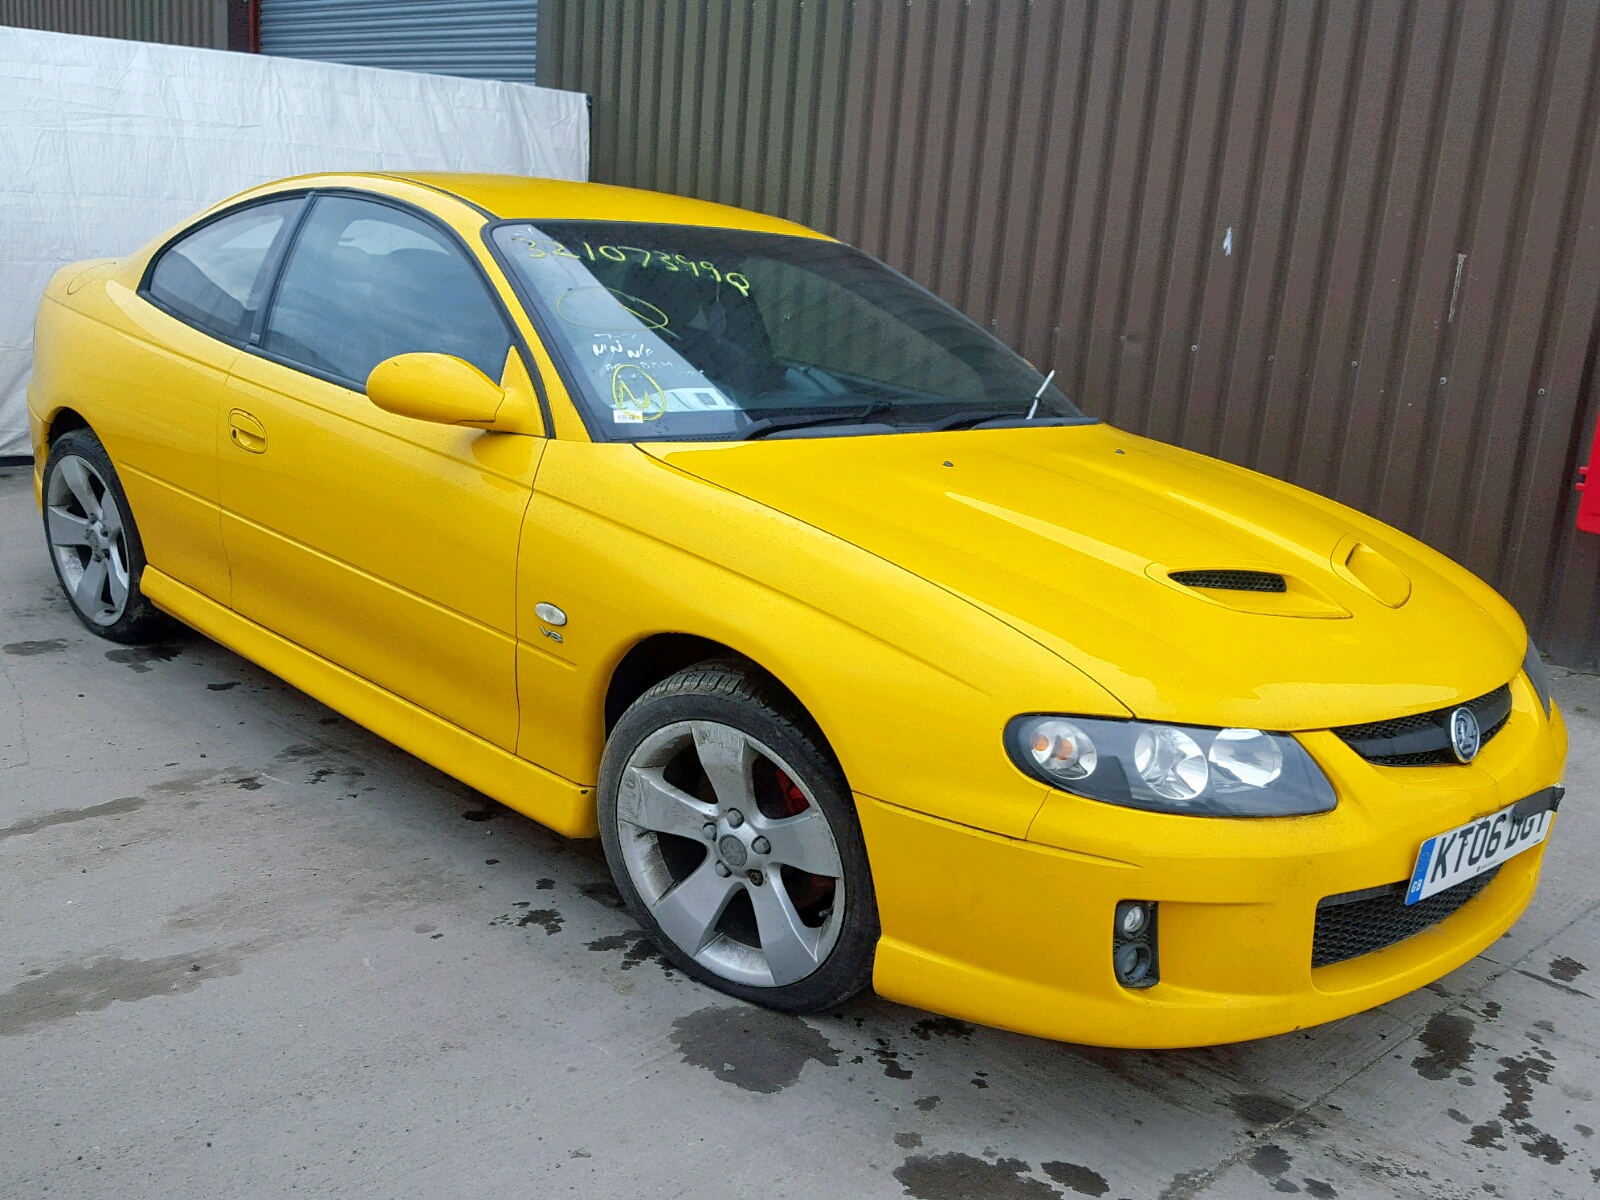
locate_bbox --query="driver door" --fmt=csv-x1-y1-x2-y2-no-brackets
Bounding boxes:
216,193,540,749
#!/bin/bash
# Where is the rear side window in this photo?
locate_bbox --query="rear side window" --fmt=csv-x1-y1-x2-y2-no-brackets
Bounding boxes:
146,199,300,342
262,195,512,388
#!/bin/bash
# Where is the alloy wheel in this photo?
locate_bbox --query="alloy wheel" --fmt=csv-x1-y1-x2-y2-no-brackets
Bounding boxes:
614,719,847,987
45,454,131,626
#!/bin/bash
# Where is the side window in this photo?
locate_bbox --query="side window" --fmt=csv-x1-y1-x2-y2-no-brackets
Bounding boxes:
146,199,300,341
262,195,512,388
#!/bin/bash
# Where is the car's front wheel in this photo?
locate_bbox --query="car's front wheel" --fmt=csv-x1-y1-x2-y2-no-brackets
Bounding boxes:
41,428,167,643
598,658,878,1012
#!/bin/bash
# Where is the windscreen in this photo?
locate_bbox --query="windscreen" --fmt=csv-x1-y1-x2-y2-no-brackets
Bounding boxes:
490,221,1090,441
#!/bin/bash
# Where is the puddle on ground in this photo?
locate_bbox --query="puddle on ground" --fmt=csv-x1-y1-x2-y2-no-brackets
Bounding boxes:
2,638,68,656
104,644,181,672
1411,1011,1475,1081
1042,1160,1111,1197
893,1153,1061,1200
0,795,146,842
670,1004,838,1094
0,949,244,1037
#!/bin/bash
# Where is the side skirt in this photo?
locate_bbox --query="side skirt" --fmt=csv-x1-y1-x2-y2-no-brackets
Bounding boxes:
142,566,599,837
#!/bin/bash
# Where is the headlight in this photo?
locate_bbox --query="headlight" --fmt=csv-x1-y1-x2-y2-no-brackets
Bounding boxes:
1006,715,1337,817
1524,640,1553,717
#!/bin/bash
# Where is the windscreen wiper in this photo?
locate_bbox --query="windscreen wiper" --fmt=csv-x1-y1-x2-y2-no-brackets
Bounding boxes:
925,409,1093,432
928,370,1063,431
924,408,1026,431
741,401,893,440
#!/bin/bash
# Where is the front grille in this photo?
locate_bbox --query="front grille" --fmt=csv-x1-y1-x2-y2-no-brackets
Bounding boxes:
1312,867,1501,967
1169,569,1287,593
1334,684,1513,766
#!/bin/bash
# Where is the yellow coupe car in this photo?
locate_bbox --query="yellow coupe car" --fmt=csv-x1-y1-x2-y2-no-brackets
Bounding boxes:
27,173,1567,1047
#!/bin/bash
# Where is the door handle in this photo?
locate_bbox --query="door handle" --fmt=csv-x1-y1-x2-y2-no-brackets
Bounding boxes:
228,409,267,453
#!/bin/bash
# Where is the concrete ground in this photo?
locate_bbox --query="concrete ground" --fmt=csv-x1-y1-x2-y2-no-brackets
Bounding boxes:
1,460,1597,1200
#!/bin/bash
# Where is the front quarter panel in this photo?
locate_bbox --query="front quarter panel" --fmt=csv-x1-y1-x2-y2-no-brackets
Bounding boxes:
514,440,1129,838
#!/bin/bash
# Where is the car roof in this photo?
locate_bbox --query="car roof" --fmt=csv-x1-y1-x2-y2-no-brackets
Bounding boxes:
379,172,829,239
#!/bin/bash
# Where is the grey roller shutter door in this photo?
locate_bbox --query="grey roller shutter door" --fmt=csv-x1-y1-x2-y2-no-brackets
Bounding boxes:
259,0,537,84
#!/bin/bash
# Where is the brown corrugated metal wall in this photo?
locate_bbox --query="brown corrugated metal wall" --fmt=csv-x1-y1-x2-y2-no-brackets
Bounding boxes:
542,0,1600,667
0,0,236,49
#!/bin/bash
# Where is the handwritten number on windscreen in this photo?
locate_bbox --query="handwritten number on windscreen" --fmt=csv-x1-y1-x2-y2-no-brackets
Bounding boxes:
514,237,752,298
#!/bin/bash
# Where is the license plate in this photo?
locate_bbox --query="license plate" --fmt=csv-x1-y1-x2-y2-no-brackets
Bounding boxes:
1405,790,1560,906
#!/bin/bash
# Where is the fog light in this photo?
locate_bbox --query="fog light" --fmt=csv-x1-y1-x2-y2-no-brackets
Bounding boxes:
1116,900,1149,938
1114,941,1153,985
1112,899,1158,989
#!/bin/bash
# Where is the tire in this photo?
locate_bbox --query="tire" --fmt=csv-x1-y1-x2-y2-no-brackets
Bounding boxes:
599,657,879,1013
41,428,168,644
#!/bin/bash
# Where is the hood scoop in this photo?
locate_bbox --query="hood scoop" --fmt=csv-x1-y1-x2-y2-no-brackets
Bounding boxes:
1158,565,1349,619
1168,569,1286,594
1332,537,1412,608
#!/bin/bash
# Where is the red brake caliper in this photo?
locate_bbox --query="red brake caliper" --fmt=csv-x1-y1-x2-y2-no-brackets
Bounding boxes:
772,769,833,909
772,768,809,816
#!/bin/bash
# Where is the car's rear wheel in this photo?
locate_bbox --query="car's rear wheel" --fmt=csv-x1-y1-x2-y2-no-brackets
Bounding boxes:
598,658,878,1012
42,429,166,643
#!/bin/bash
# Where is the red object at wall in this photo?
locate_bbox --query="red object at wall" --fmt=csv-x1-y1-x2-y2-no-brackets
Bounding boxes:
1578,409,1600,534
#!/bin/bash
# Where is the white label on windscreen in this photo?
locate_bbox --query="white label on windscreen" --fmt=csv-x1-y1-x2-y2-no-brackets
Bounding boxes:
661,388,739,411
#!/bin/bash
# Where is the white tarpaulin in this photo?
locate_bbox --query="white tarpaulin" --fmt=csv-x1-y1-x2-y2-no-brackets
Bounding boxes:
0,26,589,458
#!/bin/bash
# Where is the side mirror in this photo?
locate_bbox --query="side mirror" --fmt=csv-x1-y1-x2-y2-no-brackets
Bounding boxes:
367,353,504,426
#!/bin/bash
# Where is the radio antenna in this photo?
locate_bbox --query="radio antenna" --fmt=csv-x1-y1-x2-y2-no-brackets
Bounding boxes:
1026,368,1056,420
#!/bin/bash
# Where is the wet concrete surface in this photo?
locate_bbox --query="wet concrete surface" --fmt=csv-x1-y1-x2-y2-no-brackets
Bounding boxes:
1,462,1597,1199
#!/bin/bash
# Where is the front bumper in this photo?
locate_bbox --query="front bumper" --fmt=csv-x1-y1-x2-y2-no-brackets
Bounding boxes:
860,676,1567,1048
